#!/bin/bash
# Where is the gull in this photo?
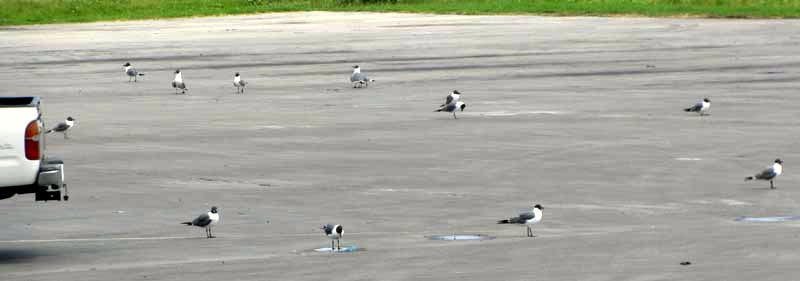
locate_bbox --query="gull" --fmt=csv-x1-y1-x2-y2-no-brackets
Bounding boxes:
322,224,343,251
45,117,75,139
350,65,374,88
745,159,783,189
497,204,543,237
182,206,219,238
435,101,466,119
441,90,462,107
172,69,188,94
233,72,247,93
123,62,145,82
684,98,710,116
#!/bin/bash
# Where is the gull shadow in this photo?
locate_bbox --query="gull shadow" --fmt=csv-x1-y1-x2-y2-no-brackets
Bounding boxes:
0,248,46,264
748,187,779,191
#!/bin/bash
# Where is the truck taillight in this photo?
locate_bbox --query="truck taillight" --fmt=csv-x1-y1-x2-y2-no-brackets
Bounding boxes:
25,120,41,160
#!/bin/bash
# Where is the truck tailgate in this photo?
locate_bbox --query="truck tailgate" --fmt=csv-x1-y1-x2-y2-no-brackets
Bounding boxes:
0,107,39,187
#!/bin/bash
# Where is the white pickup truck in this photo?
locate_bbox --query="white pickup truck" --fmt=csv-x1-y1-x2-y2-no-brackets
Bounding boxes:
0,97,68,201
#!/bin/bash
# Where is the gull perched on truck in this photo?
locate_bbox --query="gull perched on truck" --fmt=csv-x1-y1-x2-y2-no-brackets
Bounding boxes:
0,97,69,202
46,117,75,139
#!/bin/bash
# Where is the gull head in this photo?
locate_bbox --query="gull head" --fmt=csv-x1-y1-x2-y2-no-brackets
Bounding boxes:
210,206,218,213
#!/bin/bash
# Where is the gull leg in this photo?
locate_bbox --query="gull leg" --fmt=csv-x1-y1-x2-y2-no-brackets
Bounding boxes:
337,239,341,251
209,227,215,238
331,240,335,252
453,112,457,119
771,180,775,189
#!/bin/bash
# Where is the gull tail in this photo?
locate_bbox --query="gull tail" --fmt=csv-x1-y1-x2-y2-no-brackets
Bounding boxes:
45,129,53,134
138,73,145,76
181,222,193,226
684,108,692,112
497,219,511,224
745,176,754,181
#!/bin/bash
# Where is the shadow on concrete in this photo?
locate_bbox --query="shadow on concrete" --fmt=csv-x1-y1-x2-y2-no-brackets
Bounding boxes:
0,248,47,264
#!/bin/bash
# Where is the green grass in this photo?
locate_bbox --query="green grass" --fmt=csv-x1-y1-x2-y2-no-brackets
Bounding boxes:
2,0,800,26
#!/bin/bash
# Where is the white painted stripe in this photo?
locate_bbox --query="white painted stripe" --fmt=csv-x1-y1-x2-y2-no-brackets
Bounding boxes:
0,231,416,244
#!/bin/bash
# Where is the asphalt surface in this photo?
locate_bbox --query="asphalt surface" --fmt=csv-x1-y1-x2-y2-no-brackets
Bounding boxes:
2,12,800,281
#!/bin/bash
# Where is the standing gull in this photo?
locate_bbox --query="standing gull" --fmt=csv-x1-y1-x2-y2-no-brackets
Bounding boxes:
745,159,783,189
350,65,374,88
182,206,220,238
233,72,247,93
684,98,710,116
322,224,343,251
123,62,145,82
497,204,543,237
46,117,75,139
172,69,188,94
435,101,466,119
441,90,462,107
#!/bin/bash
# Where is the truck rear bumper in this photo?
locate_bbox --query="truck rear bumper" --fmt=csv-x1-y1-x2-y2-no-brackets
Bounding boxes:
0,157,67,201
35,157,67,201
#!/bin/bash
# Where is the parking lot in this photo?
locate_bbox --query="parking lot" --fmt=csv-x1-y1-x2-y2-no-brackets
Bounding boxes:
1,12,800,281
